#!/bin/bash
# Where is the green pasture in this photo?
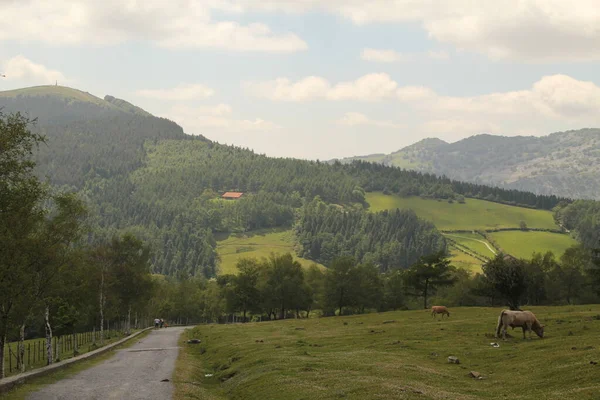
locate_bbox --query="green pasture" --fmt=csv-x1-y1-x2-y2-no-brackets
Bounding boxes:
365,193,558,231
489,231,578,260
216,229,324,275
176,305,600,400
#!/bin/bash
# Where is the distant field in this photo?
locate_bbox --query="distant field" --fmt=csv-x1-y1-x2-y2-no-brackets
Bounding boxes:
176,305,600,400
365,193,558,231
447,249,483,273
489,231,578,260
216,229,324,275
444,233,496,257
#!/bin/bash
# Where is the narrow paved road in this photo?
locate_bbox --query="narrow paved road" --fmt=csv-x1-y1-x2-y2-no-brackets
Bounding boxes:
28,327,186,400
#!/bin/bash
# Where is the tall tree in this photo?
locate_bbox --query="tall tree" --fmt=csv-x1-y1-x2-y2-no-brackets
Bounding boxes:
0,112,45,377
403,252,456,309
108,234,153,335
229,259,261,322
324,256,359,316
482,254,528,310
265,254,305,319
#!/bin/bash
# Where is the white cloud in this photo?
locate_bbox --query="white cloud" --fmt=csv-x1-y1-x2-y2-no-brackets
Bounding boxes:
427,50,450,60
337,112,401,129
396,86,436,102
2,55,66,84
245,73,398,101
0,0,307,53
424,74,600,121
136,84,215,101
225,0,600,62
195,104,233,116
421,119,501,136
4,1,596,61
361,48,449,63
360,49,407,63
165,104,280,133
248,72,600,123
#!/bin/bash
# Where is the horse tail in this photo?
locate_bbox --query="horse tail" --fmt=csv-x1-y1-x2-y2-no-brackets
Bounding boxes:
496,310,506,338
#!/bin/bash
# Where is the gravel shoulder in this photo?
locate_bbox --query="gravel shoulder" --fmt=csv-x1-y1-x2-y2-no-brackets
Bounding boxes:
27,327,187,400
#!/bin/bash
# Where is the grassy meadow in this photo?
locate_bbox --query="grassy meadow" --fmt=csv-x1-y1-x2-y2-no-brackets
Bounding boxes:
216,229,324,275
489,231,578,260
365,193,558,231
176,306,600,400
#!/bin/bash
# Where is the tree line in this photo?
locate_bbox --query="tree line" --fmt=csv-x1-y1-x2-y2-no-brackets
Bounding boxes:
166,242,600,329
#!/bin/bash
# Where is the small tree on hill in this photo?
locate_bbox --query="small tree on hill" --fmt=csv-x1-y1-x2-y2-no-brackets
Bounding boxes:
403,252,456,309
519,221,528,231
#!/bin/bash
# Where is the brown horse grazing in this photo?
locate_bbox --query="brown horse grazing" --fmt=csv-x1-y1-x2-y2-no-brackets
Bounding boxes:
496,310,544,340
431,306,450,319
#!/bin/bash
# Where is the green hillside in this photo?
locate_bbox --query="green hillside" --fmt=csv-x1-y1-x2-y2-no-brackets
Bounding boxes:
216,229,325,275
177,305,600,400
0,86,586,277
366,192,558,231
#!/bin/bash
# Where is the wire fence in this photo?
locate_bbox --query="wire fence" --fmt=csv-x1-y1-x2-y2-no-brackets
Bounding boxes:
2,321,149,377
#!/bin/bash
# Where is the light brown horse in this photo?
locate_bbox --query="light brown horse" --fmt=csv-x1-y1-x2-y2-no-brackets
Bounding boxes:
431,306,450,319
496,310,544,340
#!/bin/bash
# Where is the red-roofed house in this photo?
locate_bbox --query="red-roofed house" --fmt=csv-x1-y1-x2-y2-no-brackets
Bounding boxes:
222,191,244,200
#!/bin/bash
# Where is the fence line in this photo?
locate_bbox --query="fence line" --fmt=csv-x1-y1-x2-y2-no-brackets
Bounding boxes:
2,318,152,377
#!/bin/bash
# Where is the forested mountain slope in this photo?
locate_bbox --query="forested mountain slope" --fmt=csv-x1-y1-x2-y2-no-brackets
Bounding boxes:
0,85,583,277
337,130,600,200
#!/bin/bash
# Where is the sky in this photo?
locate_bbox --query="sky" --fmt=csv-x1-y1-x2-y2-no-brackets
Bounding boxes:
1,0,600,160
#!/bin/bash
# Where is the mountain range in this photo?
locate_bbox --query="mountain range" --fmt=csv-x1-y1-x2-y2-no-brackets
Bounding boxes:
336,130,600,200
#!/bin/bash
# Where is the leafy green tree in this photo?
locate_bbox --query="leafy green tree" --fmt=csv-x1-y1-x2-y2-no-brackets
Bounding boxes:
545,246,588,304
382,271,405,311
228,259,261,322
304,265,325,317
264,254,306,319
324,256,359,316
403,252,456,309
108,234,154,335
482,254,528,310
355,263,383,313
0,112,46,376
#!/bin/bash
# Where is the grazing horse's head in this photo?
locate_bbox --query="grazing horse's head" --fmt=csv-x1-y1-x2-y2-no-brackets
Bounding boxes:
533,324,544,338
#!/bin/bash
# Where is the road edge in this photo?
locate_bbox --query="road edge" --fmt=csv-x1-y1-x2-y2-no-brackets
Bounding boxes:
0,327,152,394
